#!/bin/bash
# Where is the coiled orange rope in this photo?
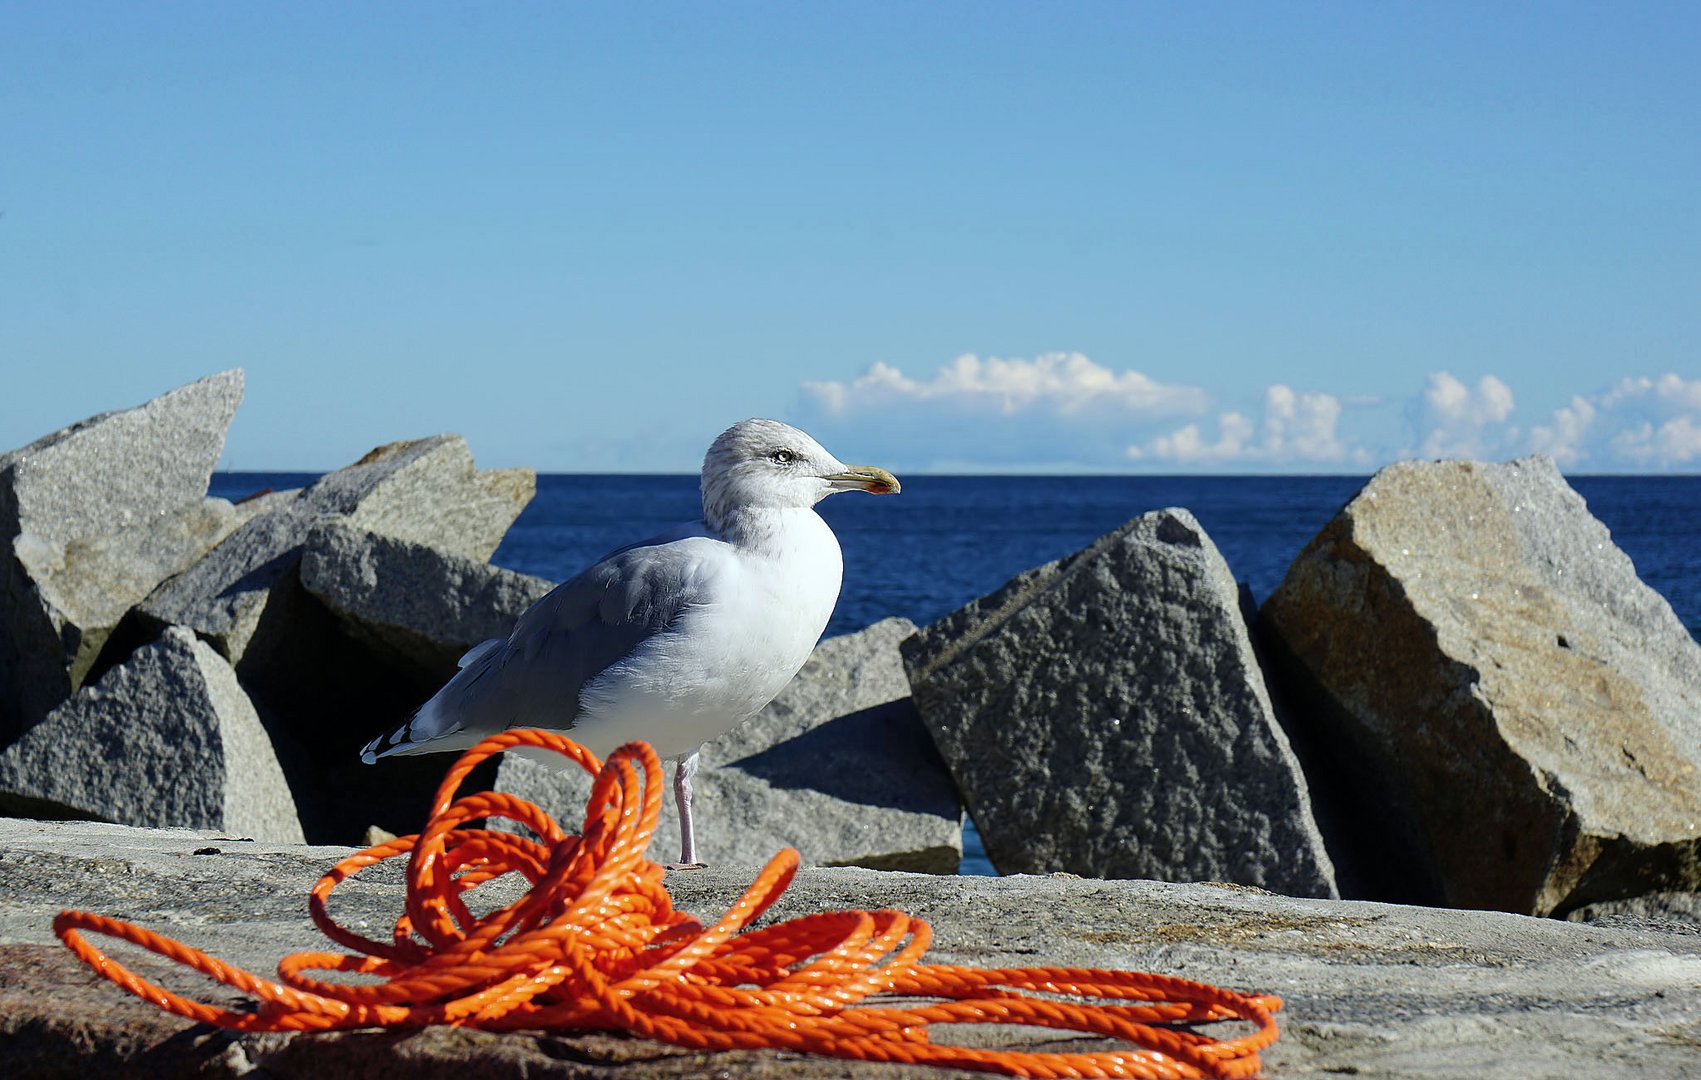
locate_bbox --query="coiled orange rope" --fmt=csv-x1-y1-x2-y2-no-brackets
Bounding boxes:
55,728,1281,1078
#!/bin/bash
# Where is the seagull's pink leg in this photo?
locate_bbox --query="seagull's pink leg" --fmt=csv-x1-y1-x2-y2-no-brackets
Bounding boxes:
666,750,705,870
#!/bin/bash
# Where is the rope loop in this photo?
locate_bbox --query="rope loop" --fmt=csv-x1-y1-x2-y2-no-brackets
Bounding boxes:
54,728,1282,1077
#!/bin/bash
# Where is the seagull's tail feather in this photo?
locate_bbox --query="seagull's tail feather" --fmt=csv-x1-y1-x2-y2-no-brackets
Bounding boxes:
359,692,480,764
361,637,515,764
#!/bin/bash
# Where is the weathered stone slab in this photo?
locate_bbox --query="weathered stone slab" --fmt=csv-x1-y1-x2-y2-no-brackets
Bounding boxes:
495,619,963,871
16,498,270,702
322,438,534,564
0,628,303,843
138,435,532,665
3,817,1701,1078
0,370,243,551
299,522,555,678
1261,456,1701,916
0,371,243,739
904,508,1337,897
127,440,530,847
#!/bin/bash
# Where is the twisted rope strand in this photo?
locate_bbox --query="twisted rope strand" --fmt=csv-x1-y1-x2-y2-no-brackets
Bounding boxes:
53,727,1282,1078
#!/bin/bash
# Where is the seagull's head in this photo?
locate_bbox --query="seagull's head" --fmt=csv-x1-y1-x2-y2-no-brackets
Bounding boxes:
701,418,900,524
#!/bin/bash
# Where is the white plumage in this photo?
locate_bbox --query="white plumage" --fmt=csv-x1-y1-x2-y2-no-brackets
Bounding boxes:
360,418,899,864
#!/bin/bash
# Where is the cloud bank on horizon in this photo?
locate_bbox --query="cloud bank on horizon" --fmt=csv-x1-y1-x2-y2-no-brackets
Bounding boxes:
799,355,1701,474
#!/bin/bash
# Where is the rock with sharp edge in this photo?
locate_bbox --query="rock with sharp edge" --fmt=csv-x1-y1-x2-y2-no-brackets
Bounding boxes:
0,371,244,741
904,508,1338,897
0,627,303,843
1261,455,1701,915
300,521,556,679
137,435,534,666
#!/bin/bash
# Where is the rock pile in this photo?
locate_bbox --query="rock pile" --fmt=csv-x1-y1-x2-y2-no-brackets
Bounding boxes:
0,370,244,741
3,372,1697,921
0,374,548,843
899,457,1701,917
0,375,961,862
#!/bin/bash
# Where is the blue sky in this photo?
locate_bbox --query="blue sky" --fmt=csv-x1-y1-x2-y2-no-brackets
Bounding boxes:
4,3,1697,473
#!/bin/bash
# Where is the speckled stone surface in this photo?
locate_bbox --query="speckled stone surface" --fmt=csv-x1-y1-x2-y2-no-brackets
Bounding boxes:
300,521,555,678
138,435,532,665
0,631,303,843
0,371,244,739
904,508,1336,897
1262,456,1701,915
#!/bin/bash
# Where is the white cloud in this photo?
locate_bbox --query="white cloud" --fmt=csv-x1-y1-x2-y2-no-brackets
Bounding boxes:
1417,372,1517,458
1602,374,1701,412
1530,373,1701,468
1528,395,1596,466
796,357,1701,472
1609,415,1701,465
1131,385,1354,466
802,353,1212,418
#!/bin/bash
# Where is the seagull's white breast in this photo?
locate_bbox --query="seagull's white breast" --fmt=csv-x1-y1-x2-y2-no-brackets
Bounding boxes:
572,508,844,758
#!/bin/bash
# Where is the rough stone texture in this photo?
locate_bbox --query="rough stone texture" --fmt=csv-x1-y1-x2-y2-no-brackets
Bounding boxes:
0,371,244,740
1568,891,1701,932
495,619,963,871
904,509,1336,897
138,435,533,665
15,497,272,703
1261,456,1701,916
335,442,534,564
0,629,303,843
4,818,1701,1078
299,522,555,679
0,370,244,552
122,442,535,847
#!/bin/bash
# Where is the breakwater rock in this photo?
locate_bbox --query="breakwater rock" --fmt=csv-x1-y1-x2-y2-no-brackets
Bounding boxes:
2,818,1699,1079
1262,457,1701,916
903,508,1336,897
0,369,244,740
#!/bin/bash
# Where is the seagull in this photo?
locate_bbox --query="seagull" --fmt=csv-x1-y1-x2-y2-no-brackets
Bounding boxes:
360,418,900,866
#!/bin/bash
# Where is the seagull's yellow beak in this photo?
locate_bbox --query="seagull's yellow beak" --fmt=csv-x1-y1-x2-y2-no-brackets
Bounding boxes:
822,464,901,495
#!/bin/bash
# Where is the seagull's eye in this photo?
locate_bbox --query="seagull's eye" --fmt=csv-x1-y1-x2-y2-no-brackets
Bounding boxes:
770,449,796,465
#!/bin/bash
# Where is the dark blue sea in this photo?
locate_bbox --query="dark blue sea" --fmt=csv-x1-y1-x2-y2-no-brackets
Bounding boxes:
211,473,1700,873
209,474,1699,638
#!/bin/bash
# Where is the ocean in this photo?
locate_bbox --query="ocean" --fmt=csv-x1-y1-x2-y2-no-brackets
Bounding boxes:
209,474,1698,638
211,472,1700,874
476,474,1698,644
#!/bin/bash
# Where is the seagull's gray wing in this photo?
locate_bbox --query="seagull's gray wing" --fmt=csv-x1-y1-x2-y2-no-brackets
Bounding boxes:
361,527,725,761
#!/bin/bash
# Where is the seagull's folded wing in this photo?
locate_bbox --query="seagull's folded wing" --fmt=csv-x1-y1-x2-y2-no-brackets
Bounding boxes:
364,526,729,758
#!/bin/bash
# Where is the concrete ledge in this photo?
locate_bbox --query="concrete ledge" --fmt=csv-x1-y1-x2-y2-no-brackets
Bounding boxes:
2,819,1699,1078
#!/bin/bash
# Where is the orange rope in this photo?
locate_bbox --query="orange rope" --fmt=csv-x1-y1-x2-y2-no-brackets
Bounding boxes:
54,728,1282,1078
